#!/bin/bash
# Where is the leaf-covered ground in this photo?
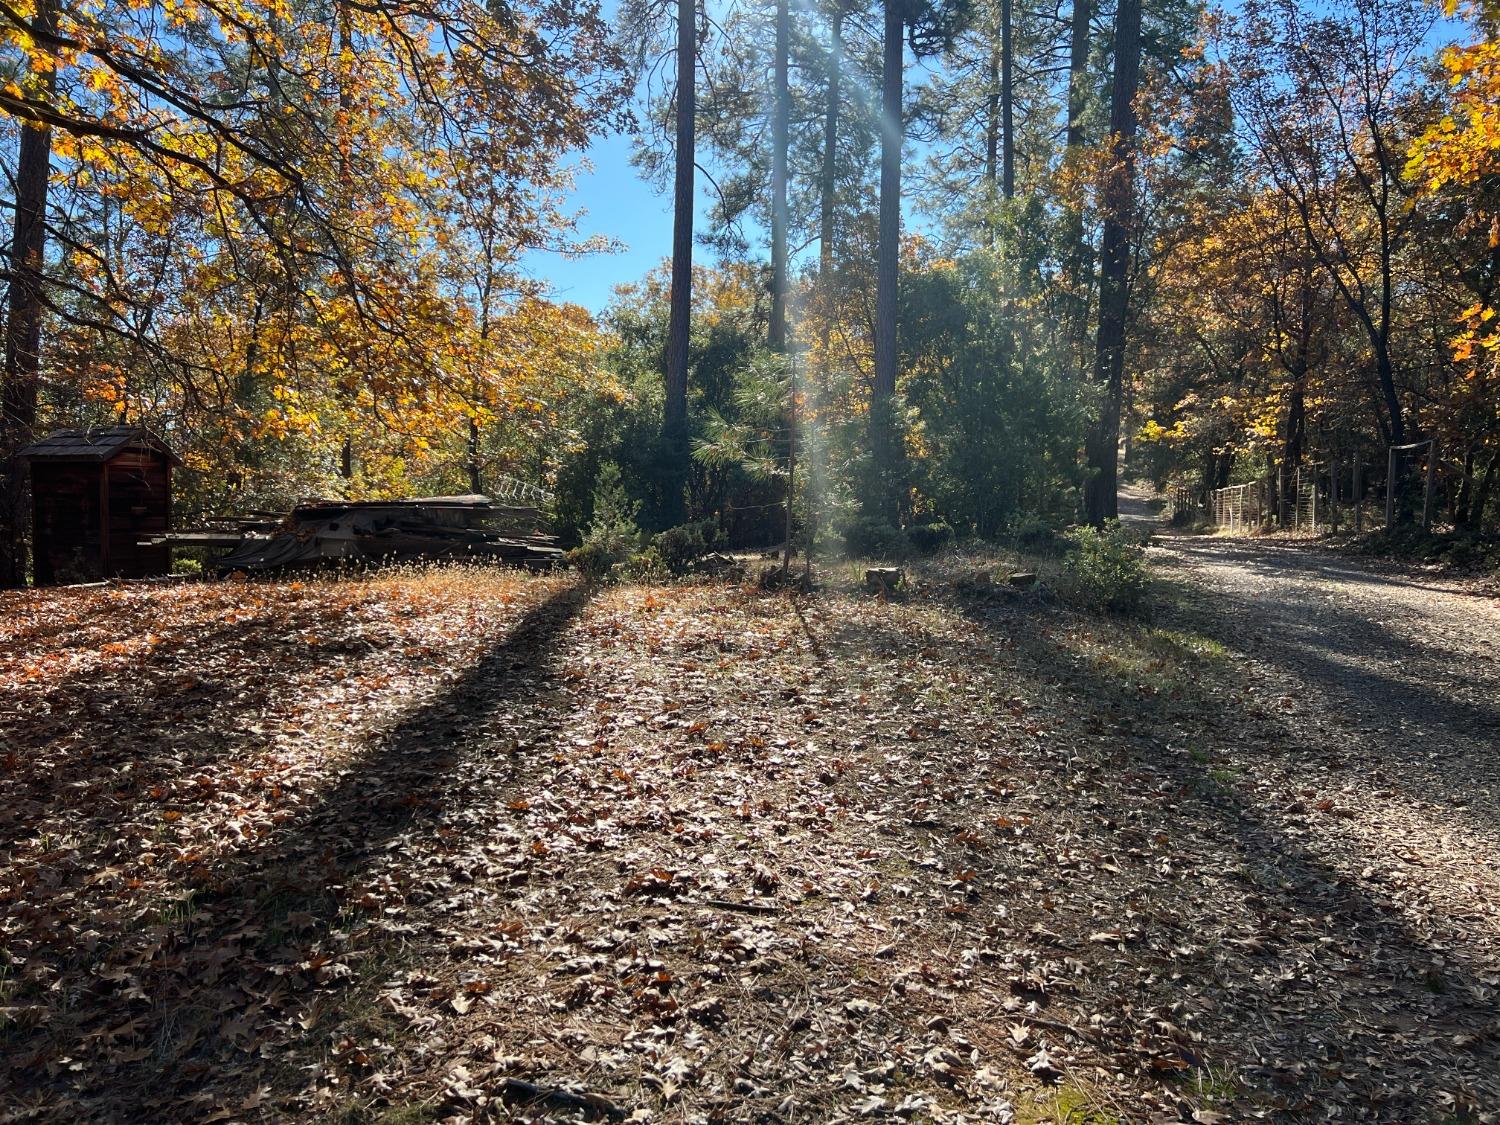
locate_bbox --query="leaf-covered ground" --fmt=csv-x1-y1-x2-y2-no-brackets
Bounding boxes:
2,542,1498,1123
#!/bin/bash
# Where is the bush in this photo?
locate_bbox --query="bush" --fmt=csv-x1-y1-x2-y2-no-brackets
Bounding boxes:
617,547,669,582
566,540,621,581
1009,512,1065,554
841,516,907,560
1061,521,1148,613
906,520,954,554
566,464,643,580
653,519,722,575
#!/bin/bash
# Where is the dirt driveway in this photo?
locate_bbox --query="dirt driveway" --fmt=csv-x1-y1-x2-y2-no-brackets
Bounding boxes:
1138,523,1500,1119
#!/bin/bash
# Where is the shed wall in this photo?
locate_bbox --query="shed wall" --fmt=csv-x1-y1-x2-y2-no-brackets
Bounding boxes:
106,455,171,578
30,452,172,583
31,462,103,584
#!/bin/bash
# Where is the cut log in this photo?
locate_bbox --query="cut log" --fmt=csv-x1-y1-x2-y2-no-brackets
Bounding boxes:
865,567,904,595
693,552,746,579
207,493,561,573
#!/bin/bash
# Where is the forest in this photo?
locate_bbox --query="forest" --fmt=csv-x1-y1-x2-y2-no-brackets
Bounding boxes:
2,0,1497,569
5,0,1500,1120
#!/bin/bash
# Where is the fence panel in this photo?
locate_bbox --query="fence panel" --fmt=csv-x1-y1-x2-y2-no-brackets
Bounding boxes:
1206,480,1269,534
1203,453,1434,537
1165,485,1202,522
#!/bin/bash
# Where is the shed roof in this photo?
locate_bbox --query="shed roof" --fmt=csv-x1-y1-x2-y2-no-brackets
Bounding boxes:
18,426,181,466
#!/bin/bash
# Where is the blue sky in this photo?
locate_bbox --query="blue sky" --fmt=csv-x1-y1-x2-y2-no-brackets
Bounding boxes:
518,129,680,315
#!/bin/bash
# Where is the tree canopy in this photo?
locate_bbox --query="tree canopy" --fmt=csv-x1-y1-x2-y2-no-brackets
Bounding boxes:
5,0,1500,582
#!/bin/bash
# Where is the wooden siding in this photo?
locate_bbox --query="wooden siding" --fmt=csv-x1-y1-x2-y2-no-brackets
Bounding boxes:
32,462,103,584
31,451,172,584
106,456,171,578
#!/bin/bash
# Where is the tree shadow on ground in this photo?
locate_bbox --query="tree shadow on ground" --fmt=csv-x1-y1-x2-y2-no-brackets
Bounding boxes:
1162,533,1481,596
943,591,1500,1118
1148,550,1500,807
1,582,591,1122
0,592,408,885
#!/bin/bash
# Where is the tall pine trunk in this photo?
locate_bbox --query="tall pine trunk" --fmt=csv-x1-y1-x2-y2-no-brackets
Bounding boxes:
1061,0,1092,375
870,0,903,511
663,0,696,523
984,41,999,234
336,0,357,487
819,6,843,290
769,0,790,351
1082,0,1140,527
1,0,56,588
874,0,903,401
1000,0,1014,199
1065,0,1090,150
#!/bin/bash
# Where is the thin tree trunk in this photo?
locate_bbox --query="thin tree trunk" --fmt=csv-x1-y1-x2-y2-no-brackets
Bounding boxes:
1066,0,1090,150
468,295,494,497
819,7,843,286
1062,0,1091,376
337,0,356,488
663,0,696,523
984,40,1000,232
468,419,483,493
1000,0,1014,199
1082,0,1140,527
873,0,902,403
870,0,903,512
1279,378,1306,526
812,2,843,556
984,48,999,189
1,0,56,588
1454,447,1475,528
1374,337,1404,447
770,0,790,351
1469,447,1497,531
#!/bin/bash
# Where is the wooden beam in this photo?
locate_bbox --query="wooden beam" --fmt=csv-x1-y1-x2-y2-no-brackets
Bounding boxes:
98,466,111,578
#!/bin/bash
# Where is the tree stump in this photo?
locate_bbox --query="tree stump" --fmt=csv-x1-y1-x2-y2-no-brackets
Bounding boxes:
865,567,904,596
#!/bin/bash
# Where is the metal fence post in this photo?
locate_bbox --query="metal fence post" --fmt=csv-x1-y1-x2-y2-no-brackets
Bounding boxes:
1354,452,1363,533
1424,440,1437,530
1386,446,1396,529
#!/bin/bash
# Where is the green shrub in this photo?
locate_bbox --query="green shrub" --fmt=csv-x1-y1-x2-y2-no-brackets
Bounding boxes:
841,516,907,559
1061,521,1148,613
618,547,670,582
1010,512,1065,554
566,464,643,580
566,541,620,580
653,519,722,575
906,520,954,554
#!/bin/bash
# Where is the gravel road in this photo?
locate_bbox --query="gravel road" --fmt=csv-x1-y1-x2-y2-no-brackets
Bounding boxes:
1150,525,1500,829
1129,503,1500,1118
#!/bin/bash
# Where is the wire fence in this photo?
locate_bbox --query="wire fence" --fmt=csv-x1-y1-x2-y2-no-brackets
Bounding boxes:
1172,443,1440,537
1211,480,1270,533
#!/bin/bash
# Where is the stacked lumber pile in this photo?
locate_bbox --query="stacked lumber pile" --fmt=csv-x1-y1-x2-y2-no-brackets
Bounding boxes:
148,495,562,573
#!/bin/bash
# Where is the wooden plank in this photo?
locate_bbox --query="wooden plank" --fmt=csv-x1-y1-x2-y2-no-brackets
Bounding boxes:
99,467,111,577
140,532,248,548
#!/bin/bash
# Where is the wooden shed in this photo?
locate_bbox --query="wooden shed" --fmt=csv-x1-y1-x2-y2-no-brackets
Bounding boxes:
18,426,180,585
